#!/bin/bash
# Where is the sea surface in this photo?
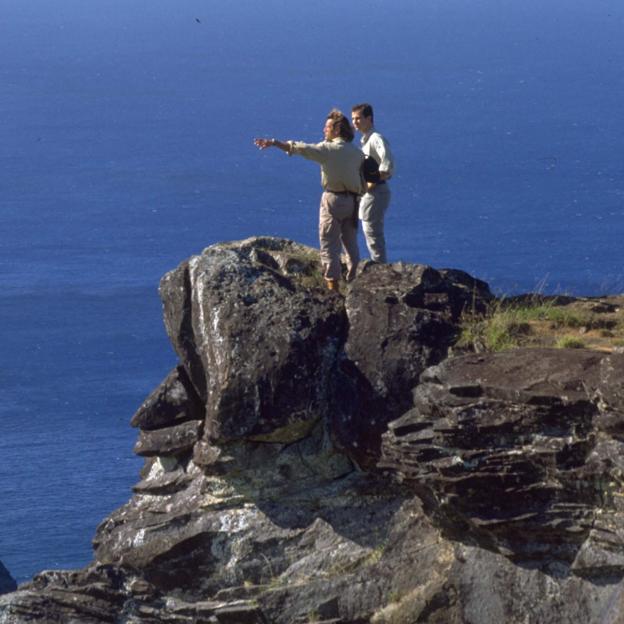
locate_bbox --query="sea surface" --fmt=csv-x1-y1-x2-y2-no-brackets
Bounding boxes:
2,0,623,583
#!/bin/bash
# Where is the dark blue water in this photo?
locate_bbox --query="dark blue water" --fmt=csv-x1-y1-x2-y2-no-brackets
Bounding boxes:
2,0,623,583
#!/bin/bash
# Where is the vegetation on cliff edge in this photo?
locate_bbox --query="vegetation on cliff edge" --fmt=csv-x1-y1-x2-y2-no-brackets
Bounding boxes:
457,294,624,353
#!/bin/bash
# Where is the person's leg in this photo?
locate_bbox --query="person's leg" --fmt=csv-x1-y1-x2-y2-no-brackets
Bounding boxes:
360,186,390,263
338,198,360,282
319,192,343,283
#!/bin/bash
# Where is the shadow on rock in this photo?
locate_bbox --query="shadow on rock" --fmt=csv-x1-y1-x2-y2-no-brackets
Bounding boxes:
331,262,493,469
381,348,624,581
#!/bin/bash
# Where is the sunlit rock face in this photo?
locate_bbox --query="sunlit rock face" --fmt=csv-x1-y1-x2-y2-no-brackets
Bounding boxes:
3,237,624,624
159,237,347,443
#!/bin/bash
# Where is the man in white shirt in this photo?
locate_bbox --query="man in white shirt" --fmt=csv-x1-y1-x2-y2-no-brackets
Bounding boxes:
254,110,364,290
351,103,395,263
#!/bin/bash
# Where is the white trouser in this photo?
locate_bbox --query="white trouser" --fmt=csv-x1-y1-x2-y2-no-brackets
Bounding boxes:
359,184,391,263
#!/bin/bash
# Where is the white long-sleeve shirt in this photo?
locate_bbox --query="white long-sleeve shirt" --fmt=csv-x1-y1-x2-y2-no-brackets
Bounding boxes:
361,128,394,178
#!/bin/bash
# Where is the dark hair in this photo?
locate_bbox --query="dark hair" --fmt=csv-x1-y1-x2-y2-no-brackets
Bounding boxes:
327,109,355,142
351,102,374,123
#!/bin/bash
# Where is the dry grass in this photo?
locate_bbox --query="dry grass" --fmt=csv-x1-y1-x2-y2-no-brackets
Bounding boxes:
457,295,624,353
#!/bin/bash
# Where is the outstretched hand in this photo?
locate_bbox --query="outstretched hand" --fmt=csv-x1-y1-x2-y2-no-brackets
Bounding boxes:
254,138,274,150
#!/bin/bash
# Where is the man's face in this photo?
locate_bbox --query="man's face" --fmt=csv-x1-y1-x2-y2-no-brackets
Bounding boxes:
351,111,372,134
323,119,339,140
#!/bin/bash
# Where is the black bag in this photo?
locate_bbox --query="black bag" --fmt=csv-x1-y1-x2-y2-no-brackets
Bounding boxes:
362,155,381,183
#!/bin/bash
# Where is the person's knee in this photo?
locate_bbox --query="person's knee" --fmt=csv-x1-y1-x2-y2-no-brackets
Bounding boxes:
320,222,332,237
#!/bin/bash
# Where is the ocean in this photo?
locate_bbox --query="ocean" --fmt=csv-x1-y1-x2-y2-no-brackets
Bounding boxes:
2,0,623,583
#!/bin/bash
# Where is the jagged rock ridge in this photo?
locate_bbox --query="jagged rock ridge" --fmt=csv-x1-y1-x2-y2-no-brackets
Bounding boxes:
381,349,624,575
1,237,624,624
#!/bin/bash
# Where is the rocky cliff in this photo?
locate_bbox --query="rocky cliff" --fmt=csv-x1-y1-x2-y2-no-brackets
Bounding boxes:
2,237,624,624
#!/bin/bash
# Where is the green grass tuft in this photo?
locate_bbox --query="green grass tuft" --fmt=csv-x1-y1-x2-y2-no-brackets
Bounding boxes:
555,336,586,349
458,300,534,352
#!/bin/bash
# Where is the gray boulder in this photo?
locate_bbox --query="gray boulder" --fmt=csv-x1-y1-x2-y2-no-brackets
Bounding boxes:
159,237,346,443
333,262,492,467
130,365,204,431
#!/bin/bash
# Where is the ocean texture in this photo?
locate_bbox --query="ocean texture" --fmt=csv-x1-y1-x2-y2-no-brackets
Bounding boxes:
1,0,623,583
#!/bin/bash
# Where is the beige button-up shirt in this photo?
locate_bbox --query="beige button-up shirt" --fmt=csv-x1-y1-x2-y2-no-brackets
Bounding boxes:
288,138,365,195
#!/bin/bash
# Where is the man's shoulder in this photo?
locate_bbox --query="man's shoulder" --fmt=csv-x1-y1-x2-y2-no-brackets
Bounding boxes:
345,141,364,158
371,130,389,144
333,139,363,153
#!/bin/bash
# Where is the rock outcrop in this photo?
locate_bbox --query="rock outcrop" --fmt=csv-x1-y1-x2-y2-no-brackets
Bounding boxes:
0,561,16,596
2,237,624,624
381,349,624,574
335,263,491,468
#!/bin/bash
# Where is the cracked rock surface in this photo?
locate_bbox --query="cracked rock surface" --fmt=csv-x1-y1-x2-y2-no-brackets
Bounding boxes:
381,349,624,576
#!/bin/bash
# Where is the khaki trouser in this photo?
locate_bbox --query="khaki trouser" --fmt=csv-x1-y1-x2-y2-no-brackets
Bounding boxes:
359,183,391,263
319,191,359,281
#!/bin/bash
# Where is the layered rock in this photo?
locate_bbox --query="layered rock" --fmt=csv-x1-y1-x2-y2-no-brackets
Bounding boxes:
381,349,624,575
3,237,624,624
334,263,492,467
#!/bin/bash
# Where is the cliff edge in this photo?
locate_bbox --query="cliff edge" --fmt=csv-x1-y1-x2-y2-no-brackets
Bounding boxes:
2,237,624,624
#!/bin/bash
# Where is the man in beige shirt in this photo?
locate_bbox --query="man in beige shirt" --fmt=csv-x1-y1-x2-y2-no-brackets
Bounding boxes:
255,110,364,290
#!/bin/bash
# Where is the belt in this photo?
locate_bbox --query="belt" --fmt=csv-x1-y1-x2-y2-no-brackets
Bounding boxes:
326,189,358,196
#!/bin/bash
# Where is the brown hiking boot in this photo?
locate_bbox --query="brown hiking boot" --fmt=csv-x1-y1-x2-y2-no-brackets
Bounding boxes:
325,278,339,291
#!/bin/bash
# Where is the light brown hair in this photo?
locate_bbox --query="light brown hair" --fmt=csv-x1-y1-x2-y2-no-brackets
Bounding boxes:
327,109,355,142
